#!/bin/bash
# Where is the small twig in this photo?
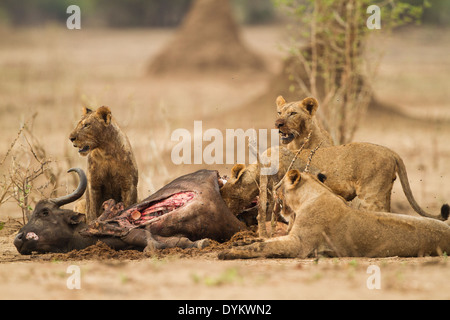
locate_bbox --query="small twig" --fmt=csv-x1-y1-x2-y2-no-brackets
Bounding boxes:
273,131,312,191
23,134,44,166
0,122,27,168
304,141,323,173
287,131,312,173
248,134,268,238
257,174,268,238
248,135,261,171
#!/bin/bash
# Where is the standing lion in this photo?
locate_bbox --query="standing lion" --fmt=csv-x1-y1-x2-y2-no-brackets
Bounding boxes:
69,106,138,222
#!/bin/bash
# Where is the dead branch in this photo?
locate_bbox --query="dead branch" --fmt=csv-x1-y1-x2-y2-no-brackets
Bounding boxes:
286,0,375,144
0,121,27,168
4,115,59,223
257,173,268,238
304,141,323,173
273,131,312,192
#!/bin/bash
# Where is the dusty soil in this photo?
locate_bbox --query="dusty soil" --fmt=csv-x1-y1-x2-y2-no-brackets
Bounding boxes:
1,221,449,300
1,24,450,300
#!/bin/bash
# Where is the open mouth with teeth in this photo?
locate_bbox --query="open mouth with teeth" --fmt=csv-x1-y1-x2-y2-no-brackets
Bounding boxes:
78,146,90,154
279,130,295,144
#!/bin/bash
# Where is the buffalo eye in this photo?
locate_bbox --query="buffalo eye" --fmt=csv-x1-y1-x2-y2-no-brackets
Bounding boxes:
40,209,50,217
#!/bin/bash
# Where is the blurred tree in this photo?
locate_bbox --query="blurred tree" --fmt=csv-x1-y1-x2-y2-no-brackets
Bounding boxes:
1,0,446,28
421,0,450,25
232,0,275,24
95,0,192,27
0,0,95,26
0,0,277,27
271,0,428,144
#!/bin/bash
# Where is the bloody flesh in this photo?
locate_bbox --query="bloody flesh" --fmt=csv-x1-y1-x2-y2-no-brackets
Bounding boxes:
128,192,196,225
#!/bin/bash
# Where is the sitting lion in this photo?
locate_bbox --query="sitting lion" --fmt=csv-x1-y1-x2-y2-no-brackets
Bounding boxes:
275,96,334,150
219,170,450,259
69,106,138,221
220,144,448,221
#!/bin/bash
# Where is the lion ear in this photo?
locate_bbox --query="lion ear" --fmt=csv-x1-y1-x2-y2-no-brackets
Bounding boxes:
96,106,112,126
276,96,287,109
301,97,319,116
82,107,93,115
286,170,301,187
231,164,246,180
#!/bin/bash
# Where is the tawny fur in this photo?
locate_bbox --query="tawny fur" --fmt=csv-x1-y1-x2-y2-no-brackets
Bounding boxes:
69,106,138,222
219,171,450,259
221,144,446,221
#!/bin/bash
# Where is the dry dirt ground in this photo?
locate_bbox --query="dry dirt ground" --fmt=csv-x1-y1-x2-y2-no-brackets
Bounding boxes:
1,24,450,300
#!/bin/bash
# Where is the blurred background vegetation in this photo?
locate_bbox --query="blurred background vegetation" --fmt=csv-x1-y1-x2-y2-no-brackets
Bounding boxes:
0,0,448,28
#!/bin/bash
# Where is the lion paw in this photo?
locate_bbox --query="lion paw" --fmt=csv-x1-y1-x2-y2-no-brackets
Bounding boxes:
232,238,264,247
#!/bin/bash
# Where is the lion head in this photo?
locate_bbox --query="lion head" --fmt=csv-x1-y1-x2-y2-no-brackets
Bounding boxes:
274,169,327,223
220,164,260,216
275,96,319,145
69,106,113,156
279,169,329,216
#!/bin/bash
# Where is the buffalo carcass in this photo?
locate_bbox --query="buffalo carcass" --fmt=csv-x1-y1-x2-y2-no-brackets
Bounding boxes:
14,169,245,255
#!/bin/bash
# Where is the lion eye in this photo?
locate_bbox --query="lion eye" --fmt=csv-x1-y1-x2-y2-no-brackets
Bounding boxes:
83,123,90,128
289,112,297,116
277,112,281,115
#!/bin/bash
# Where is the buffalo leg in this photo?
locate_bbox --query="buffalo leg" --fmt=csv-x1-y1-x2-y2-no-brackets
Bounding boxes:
151,235,211,250
121,228,211,252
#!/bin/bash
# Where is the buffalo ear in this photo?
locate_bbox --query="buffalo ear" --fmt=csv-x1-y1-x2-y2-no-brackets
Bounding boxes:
65,212,86,225
286,170,301,187
231,164,246,181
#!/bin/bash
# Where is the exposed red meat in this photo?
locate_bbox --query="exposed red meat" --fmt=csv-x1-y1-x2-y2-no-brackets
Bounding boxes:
127,192,196,225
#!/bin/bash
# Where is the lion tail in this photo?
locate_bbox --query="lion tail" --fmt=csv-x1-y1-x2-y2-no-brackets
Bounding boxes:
395,153,448,221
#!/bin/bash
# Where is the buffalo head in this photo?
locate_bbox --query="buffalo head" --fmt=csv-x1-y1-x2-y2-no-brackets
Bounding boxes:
14,168,88,255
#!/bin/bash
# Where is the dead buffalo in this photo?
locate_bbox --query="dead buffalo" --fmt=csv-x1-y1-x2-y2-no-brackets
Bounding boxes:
14,169,246,255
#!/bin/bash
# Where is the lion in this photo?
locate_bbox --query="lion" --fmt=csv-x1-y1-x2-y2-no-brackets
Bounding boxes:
275,96,334,150
220,144,448,221
218,170,450,259
69,106,138,222
220,146,321,230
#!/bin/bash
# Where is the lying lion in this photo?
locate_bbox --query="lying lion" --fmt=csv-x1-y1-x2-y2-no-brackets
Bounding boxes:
219,170,450,259
221,145,448,221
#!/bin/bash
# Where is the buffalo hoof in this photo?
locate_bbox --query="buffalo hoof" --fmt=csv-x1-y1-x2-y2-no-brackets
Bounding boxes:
195,238,211,249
